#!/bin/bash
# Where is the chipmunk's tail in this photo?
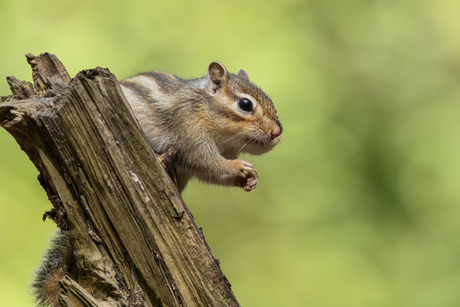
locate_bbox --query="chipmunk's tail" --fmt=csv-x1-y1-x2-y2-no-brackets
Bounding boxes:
30,231,73,307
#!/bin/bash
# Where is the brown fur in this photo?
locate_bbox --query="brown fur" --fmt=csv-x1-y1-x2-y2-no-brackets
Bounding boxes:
42,268,67,306
120,61,283,192
31,231,75,307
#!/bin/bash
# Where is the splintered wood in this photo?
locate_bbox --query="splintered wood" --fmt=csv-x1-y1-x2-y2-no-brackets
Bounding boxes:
0,53,239,307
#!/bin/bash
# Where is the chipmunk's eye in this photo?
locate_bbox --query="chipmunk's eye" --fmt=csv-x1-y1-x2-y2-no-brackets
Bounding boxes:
238,98,253,112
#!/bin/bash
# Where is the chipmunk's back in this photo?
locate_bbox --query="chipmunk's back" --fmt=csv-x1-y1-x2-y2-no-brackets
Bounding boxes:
119,61,282,193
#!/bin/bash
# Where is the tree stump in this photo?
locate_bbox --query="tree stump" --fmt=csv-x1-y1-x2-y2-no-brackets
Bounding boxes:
0,53,240,307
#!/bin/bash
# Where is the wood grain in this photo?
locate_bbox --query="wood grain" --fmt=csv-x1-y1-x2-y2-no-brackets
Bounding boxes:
0,53,239,307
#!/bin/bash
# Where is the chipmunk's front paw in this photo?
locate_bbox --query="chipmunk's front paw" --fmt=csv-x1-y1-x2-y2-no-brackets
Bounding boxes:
233,159,258,191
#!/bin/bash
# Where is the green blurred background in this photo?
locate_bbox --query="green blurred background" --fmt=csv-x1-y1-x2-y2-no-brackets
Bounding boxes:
1,0,460,306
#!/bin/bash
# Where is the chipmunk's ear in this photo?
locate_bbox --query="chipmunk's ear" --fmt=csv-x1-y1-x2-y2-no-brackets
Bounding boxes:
208,61,229,93
237,69,249,81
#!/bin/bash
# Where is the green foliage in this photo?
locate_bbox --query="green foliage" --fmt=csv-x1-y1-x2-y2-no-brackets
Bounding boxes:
1,0,460,306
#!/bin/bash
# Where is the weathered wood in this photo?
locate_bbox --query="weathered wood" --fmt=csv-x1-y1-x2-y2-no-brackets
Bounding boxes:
59,276,108,307
0,53,239,307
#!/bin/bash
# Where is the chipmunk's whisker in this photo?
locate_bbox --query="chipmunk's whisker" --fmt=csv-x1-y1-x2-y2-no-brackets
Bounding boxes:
222,135,239,144
238,139,251,153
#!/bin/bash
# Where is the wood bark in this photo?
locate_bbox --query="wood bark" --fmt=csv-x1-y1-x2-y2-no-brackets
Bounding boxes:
0,53,240,307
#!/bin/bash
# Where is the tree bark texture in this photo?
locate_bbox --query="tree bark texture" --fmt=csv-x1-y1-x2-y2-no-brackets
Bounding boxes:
0,53,239,307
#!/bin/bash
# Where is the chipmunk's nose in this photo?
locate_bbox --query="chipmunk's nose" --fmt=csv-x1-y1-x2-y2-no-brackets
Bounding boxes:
270,125,281,139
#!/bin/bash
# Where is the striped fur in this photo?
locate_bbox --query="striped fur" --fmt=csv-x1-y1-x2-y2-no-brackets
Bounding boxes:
120,61,282,192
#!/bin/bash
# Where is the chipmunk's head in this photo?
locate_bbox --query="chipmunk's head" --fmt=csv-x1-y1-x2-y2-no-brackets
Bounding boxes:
206,61,283,155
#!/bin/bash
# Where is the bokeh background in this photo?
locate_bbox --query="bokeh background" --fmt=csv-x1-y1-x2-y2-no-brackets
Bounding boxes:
1,0,460,306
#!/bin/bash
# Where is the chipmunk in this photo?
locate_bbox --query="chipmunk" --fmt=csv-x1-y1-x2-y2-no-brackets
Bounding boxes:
120,61,282,192
32,61,282,306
